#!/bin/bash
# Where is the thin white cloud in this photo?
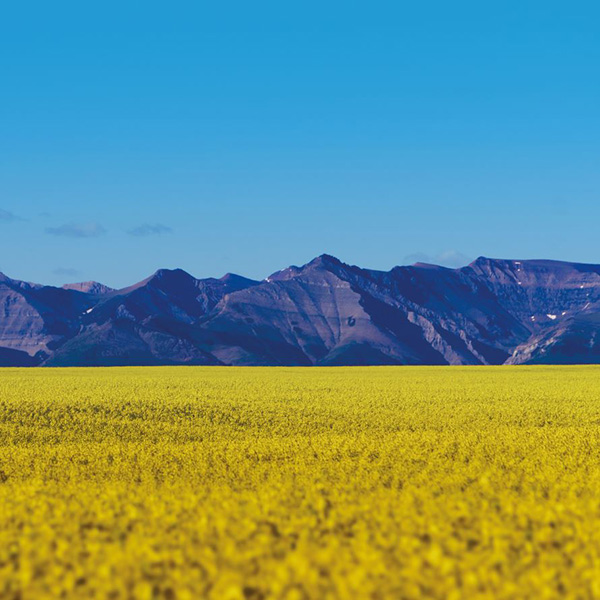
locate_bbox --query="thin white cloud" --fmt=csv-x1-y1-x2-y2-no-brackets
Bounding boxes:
45,222,106,238
53,267,82,277
436,250,472,268
128,223,173,237
0,209,23,222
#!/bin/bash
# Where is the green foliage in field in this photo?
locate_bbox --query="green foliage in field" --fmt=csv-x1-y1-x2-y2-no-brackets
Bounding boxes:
1,366,600,599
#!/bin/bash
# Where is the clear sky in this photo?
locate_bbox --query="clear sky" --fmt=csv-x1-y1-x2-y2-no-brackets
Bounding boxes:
1,1,599,288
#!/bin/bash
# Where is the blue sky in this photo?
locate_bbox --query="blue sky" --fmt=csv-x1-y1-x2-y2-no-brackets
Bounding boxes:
1,1,599,288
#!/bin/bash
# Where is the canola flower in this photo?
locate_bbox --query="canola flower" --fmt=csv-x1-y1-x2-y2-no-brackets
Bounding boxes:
1,365,600,599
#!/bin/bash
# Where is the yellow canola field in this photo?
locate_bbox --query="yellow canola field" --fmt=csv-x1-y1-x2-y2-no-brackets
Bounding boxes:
1,366,600,599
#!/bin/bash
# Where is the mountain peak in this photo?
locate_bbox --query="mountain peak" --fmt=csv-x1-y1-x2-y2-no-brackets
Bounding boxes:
151,267,192,279
468,256,493,267
267,254,345,282
219,273,260,289
62,281,115,294
143,268,199,295
115,267,195,295
308,253,342,266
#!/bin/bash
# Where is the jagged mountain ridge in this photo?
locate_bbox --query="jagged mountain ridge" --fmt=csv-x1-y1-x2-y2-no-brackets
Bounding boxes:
1,255,599,366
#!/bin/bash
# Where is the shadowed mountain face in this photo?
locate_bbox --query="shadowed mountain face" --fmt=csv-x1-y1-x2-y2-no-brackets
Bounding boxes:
0,272,95,359
1,256,600,366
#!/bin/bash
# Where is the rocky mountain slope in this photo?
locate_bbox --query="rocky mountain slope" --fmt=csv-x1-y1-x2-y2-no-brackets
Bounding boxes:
1,255,599,366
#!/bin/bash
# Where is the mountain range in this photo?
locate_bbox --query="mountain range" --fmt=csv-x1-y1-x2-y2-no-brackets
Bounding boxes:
1,255,600,367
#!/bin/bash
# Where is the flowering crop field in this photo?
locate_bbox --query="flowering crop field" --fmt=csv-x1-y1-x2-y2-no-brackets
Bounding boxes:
1,366,600,599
